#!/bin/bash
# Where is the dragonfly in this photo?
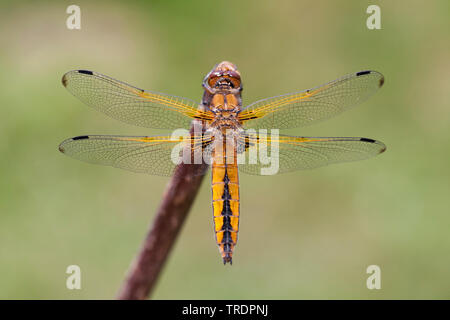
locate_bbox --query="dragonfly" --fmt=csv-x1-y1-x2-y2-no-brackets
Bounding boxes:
59,61,386,265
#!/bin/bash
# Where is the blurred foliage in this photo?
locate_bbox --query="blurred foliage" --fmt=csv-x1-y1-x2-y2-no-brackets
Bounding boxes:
0,0,449,299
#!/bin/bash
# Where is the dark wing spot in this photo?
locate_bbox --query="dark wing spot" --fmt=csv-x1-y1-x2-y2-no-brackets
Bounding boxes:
360,138,376,143
379,77,385,87
61,74,68,87
72,135,89,141
58,146,65,153
356,70,371,76
78,70,93,75
361,138,387,154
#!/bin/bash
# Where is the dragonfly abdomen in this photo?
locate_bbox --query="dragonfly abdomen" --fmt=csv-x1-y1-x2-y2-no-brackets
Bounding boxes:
211,146,240,265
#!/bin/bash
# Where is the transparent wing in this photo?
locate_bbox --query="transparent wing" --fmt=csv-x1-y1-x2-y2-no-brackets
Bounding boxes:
62,70,214,129
58,134,212,176
238,133,386,175
239,70,384,130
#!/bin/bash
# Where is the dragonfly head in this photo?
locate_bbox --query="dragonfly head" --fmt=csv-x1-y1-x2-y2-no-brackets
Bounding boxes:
203,61,242,94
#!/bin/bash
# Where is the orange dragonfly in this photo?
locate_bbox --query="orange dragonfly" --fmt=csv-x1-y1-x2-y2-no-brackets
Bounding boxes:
59,61,386,264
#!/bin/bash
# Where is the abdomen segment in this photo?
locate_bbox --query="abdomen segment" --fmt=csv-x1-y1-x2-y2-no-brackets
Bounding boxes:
211,154,240,265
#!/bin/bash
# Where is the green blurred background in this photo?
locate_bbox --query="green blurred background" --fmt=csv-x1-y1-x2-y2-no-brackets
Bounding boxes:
1,0,449,299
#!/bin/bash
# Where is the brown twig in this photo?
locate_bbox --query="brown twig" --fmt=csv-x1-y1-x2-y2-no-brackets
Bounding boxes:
116,130,208,300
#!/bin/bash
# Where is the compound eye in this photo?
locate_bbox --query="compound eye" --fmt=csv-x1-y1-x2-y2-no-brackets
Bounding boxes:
208,75,241,88
227,76,241,88
208,75,220,87
225,70,241,88
206,70,241,89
